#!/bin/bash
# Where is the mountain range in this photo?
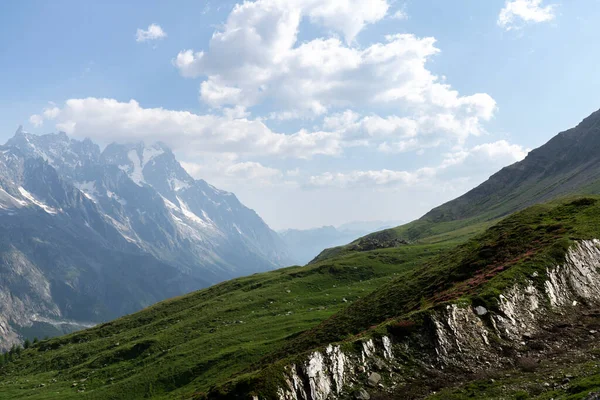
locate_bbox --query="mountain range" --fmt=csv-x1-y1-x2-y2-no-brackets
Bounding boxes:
0,127,291,350
4,108,600,399
279,220,403,265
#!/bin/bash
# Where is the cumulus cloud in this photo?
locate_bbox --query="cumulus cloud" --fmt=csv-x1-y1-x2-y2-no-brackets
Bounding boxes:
183,158,284,187
30,98,343,159
498,0,557,30
322,107,494,152
470,140,529,161
43,106,61,119
29,114,44,127
29,105,61,127
308,140,529,188
31,95,498,164
226,161,281,178
136,24,167,42
173,0,496,131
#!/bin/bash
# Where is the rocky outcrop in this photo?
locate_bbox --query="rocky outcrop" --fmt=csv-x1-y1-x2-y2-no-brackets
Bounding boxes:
276,341,392,400
270,240,600,400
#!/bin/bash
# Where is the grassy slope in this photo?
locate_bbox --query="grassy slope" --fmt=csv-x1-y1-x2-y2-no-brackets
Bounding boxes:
311,169,599,265
3,196,600,399
215,196,600,398
5,113,600,399
0,240,451,399
311,217,493,264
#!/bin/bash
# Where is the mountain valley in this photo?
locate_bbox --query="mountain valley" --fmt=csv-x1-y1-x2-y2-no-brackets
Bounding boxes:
3,109,600,398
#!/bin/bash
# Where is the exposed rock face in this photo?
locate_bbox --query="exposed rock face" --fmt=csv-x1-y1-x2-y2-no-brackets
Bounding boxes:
270,240,600,400
0,129,292,351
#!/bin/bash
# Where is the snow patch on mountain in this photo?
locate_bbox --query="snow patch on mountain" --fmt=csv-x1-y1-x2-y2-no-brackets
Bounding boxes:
126,150,145,185
162,196,179,211
177,196,211,228
170,177,190,191
233,223,243,235
201,210,215,225
0,187,27,210
107,190,127,206
18,187,59,214
74,181,99,202
103,214,138,243
142,147,164,166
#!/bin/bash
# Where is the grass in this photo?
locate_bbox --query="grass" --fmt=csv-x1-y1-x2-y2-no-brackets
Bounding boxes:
210,196,600,398
276,197,599,352
0,240,451,399
4,196,600,399
426,358,600,399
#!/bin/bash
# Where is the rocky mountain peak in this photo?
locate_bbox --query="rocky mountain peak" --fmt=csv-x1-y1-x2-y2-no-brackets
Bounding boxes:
14,125,25,136
0,129,292,351
6,130,101,181
99,141,194,197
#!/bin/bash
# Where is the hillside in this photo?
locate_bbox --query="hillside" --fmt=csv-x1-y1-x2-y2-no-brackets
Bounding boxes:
0,236,449,399
3,196,600,399
217,196,600,399
4,110,600,399
280,221,402,265
312,108,600,263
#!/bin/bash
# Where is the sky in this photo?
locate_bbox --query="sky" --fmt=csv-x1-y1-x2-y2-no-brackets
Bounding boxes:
1,0,600,230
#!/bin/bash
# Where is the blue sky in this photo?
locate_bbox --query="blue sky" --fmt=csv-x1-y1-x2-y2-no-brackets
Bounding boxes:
1,0,599,229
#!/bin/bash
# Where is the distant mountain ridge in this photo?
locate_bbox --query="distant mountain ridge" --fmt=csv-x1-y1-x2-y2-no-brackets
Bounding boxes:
0,128,291,350
280,220,403,265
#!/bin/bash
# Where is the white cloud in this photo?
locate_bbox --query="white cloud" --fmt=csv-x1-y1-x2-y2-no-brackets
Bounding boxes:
308,168,434,188
306,0,389,43
136,23,167,42
498,0,557,30
323,108,493,152
222,105,251,120
286,168,301,177
225,162,283,180
182,158,286,188
32,95,499,166
29,114,43,127
308,140,529,189
31,98,343,159
470,140,529,161
43,106,60,119
29,105,61,127
173,0,496,131
390,9,407,20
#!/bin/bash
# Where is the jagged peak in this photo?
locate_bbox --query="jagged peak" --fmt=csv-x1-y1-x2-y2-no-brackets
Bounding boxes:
8,129,73,146
10,125,33,143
